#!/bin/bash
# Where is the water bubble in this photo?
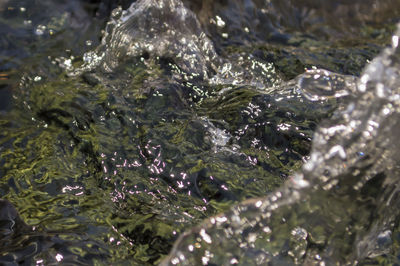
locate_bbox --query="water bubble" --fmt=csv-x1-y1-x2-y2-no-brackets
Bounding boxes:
55,254,63,262
392,35,399,48
215,15,226,27
35,25,46,36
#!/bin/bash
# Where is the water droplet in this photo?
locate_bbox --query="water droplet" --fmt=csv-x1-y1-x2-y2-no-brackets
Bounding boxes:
35,25,46,36
215,15,226,27
392,35,399,48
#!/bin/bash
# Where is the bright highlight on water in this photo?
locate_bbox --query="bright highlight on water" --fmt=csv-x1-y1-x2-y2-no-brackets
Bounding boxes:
0,0,399,265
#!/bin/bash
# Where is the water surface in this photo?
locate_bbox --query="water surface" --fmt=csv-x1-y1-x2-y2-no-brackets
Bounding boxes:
0,0,399,265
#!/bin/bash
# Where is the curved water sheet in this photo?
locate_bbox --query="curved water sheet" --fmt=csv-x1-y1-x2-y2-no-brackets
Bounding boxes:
72,0,219,80
161,24,400,265
71,0,284,90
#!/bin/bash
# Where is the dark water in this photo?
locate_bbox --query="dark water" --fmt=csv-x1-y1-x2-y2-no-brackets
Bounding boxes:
0,0,399,265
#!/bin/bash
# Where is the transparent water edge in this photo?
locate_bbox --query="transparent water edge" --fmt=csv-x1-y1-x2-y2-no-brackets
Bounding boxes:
0,0,399,265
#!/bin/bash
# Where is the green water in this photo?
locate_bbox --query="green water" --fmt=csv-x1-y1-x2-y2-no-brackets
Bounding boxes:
0,0,399,265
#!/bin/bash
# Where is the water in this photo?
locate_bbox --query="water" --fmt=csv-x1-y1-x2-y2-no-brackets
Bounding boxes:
0,0,399,265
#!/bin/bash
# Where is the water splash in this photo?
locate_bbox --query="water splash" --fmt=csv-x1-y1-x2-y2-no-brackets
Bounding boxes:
297,68,357,101
72,0,219,80
161,23,400,265
1,0,399,265
70,0,286,91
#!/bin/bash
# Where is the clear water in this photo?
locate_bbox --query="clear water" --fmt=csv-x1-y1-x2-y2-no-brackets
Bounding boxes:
0,0,399,265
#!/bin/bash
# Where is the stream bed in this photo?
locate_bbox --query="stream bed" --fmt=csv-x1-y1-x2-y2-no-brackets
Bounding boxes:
1,0,400,265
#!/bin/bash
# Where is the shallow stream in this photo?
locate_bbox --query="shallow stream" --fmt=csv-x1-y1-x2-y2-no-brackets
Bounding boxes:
0,0,400,265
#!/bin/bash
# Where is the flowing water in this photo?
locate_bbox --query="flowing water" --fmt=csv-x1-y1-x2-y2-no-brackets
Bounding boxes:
0,0,399,265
